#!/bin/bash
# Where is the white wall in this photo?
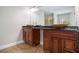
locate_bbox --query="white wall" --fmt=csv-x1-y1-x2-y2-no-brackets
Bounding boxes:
0,7,27,45
0,6,44,46
75,6,79,26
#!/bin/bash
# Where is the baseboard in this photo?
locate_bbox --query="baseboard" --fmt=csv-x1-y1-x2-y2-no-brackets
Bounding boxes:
0,40,24,50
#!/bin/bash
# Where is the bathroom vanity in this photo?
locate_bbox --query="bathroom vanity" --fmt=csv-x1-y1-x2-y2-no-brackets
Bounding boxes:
22,26,79,53
22,26,40,46
43,27,79,53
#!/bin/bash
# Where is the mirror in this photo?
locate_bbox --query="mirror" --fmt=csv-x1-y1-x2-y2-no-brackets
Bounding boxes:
43,6,75,26
44,12,54,26
57,13,71,25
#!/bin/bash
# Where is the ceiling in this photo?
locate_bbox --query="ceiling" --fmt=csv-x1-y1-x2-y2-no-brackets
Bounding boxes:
38,6,75,13
22,6,75,13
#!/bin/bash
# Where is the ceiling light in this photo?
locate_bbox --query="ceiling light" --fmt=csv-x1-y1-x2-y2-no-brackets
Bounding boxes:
26,7,39,14
30,8,38,12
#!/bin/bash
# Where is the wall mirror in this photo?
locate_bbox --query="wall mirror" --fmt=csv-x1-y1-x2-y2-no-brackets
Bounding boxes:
43,6,76,26
25,6,76,26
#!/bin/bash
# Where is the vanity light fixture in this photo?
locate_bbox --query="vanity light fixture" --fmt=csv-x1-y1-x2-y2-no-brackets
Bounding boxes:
27,6,39,14
30,8,38,12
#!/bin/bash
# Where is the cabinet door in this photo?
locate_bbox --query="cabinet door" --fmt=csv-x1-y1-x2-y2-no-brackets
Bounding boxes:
28,30,32,44
50,38,59,52
50,37,62,53
23,30,26,42
44,37,50,52
32,29,40,45
63,39,76,52
25,29,29,42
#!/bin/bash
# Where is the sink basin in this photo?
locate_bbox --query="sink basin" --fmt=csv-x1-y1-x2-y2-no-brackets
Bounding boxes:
52,24,66,28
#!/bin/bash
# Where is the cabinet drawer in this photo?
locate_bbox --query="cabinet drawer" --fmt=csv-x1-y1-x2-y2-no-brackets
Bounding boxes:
44,30,76,36
45,30,62,34
51,33,76,40
52,30,76,35
23,29,28,32
61,31,76,37
44,30,76,40
60,34,76,40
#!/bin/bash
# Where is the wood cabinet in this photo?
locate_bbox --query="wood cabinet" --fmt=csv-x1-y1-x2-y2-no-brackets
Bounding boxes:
43,30,78,53
23,26,40,46
63,39,76,52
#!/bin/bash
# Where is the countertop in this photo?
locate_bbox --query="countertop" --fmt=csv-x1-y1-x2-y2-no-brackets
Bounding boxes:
23,26,79,32
32,26,78,32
